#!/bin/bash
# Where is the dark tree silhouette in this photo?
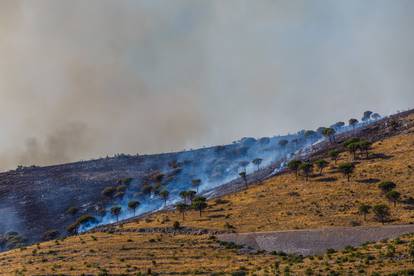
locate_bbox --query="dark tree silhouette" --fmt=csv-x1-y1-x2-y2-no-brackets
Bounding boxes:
349,118,359,132
192,197,208,217
111,206,122,222
287,160,302,178
329,150,340,164
252,158,263,171
159,190,170,206
299,162,313,181
315,160,329,175
338,163,355,182
102,187,116,198
192,179,202,193
239,172,248,188
378,181,397,194
373,204,391,224
322,128,336,143
304,130,317,139
128,201,140,216
386,190,401,207
362,111,373,122
358,140,372,159
358,204,371,221
346,142,359,160
175,203,189,221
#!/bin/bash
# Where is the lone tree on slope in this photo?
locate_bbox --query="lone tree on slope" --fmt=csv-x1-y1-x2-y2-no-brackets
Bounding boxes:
239,171,248,188
346,142,360,161
322,128,336,143
159,190,170,207
358,204,371,221
299,162,313,182
329,150,340,164
175,203,189,221
338,163,355,182
315,159,329,175
386,190,401,207
287,160,302,178
349,118,359,130
378,181,397,194
192,196,208,217
252,158,263,171
111,206,122,223
373,204,391,224
127,200,140,216
192,179,202,193
362,110,373,122
358,140,372,159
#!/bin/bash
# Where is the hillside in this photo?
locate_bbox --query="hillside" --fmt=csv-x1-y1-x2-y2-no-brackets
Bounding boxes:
0,129,318,248
1,111,414,275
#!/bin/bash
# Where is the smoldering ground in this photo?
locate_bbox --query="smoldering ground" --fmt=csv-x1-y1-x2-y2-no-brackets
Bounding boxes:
0,0,413,170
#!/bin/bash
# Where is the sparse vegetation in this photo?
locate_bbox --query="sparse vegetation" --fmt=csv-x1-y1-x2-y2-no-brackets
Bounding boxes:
287,160,302,178
338,163,355,182
378,181,397,193
386,190,401,207
358,204,371,221
192,197,208,217
239,171,248,188
315,159,329,175
299,162,313,181
175,203,189,221
372,204,391,224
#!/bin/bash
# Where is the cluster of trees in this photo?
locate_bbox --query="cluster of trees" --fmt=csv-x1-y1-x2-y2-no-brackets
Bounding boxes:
237,158,262,188
109,199,142,223
175,191,208,220
287,159,355,182
344,138,372,160
358,181,400,224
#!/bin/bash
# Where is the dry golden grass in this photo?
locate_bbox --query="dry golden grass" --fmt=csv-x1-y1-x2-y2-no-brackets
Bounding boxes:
0,232,273,275
2,114,414,275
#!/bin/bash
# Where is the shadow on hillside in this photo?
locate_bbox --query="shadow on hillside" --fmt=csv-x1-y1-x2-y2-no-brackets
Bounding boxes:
356,178,381,184
402,197,414,206
368,153,394,160
316,177,338,182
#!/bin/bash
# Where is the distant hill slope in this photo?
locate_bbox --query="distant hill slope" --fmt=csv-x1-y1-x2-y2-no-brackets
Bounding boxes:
1,110,414,275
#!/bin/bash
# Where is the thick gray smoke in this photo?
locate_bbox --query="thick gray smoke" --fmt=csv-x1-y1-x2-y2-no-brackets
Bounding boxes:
0,0,413,170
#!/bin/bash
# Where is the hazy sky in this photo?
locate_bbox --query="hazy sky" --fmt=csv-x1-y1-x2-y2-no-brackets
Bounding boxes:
0,0,413,169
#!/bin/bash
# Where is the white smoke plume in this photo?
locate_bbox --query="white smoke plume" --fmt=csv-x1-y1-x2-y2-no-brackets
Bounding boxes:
0,0,413,170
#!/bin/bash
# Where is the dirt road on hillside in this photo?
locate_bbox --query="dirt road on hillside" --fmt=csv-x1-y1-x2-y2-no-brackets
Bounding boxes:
218,224,414,256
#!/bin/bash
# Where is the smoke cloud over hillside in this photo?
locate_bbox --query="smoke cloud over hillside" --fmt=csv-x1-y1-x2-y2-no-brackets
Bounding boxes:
0,0,413,169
